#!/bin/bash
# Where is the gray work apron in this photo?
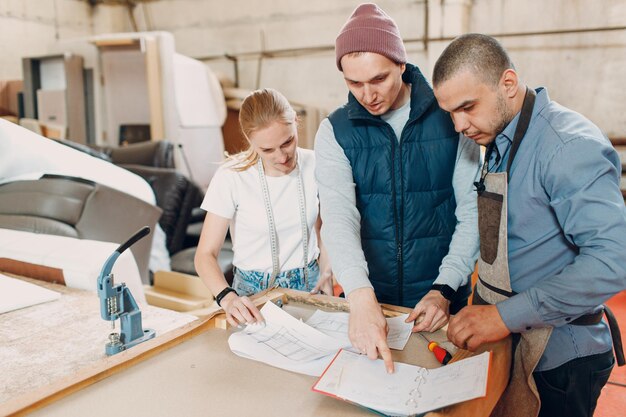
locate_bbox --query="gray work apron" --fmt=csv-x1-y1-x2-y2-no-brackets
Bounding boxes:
474,173,551,417
473,88,550,417
473,88,624,417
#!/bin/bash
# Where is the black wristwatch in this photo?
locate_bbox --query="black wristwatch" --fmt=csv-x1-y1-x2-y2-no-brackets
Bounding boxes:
215,287,238,306
430,284,456,301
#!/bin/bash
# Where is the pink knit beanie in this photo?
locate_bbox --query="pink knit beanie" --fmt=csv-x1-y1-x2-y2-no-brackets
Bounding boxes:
335,3,407,71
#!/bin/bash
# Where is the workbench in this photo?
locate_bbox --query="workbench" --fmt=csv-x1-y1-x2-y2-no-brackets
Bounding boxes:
0,278,511,417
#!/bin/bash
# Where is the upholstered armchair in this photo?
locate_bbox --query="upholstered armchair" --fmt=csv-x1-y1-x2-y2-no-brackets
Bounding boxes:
53,139,234,282
0,174,162,284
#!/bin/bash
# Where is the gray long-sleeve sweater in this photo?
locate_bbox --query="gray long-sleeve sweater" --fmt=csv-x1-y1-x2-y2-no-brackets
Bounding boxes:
314,105,481,299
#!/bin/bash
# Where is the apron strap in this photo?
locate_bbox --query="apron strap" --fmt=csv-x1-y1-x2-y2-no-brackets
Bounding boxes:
475,284,625,367
505,88,536,179
472,283,488,306
474,87,537,194
603,304,625,366
478,275,517,298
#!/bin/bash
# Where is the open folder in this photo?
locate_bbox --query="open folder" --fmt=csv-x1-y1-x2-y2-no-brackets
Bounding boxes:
312,349,491,417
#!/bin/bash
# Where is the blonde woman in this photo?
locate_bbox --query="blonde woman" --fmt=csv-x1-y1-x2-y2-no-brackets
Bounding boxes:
194,88,332,326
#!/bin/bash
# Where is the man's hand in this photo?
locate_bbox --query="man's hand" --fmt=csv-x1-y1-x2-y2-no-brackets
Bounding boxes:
447,305,510,351
347,288,394,373
407,290,451,333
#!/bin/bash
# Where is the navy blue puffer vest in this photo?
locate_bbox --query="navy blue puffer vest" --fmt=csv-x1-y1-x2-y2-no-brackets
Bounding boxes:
328,64,458,307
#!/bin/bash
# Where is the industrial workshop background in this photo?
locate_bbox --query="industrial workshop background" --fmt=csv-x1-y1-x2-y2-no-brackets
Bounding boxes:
0,0,624,140
0,2,624,415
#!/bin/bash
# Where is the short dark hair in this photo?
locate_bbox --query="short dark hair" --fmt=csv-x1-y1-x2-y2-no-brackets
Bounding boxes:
433,33,514,87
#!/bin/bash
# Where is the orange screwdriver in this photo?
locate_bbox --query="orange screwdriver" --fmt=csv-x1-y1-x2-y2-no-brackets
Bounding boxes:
418,333,452,365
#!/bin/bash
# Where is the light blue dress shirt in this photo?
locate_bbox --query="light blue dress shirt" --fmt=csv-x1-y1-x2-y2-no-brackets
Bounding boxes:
490,88,626,371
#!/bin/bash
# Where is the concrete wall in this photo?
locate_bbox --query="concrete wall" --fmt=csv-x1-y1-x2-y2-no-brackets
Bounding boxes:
129,0,625,137
465,0,626,137
129,0,428,112
0,1,137,80
1,0,624,136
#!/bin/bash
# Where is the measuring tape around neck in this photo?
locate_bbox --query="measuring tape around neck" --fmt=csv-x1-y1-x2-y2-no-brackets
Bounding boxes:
257,150,309,290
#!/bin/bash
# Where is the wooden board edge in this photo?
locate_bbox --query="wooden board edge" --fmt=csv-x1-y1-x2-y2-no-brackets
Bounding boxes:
1,312,223,416
277,288,413,316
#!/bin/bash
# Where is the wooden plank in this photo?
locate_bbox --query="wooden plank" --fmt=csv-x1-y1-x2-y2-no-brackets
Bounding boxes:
153,270,213,298
144,271,215,312
144,286,213,311
92,39,138,47
0,258,65,285
144,37,165,141
63,54,87,144
279,288,412,316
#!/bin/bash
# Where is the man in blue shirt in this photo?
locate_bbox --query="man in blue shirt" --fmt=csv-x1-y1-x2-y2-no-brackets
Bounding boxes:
432,34,626,417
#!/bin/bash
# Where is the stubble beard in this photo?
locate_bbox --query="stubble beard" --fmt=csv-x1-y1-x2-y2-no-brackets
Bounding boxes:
492,92,515,137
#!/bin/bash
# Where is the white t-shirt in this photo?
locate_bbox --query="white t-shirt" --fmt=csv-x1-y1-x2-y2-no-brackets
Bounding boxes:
201,148,319,273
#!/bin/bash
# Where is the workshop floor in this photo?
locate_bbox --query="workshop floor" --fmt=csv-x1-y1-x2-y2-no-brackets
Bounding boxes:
595,290,626,417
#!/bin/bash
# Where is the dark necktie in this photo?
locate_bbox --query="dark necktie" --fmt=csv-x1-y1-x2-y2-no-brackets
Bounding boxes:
489,145,502,171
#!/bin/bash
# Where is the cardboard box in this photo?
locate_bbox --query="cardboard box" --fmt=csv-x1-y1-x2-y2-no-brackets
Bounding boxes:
0,80,23,116
144,270,214,313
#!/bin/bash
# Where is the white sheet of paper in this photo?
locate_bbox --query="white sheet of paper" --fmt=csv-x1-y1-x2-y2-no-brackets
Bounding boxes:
0,273,61,314
314,349,491,416
228,301,349,376
304,310,351,346
305,310,413,350
385,314,413,350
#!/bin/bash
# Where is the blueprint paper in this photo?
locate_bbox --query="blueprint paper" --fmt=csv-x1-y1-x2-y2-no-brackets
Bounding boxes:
305,310,413,350
228,302,349,376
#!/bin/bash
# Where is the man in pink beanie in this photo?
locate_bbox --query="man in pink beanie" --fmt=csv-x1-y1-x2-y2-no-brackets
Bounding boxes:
314,3,480,372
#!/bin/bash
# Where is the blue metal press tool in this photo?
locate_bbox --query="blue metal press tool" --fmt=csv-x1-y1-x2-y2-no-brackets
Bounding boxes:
97,226,156,355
